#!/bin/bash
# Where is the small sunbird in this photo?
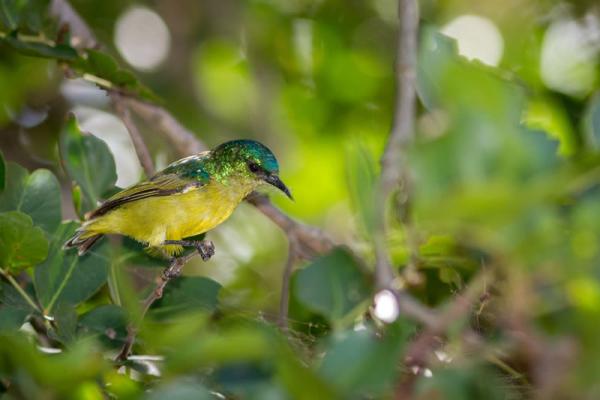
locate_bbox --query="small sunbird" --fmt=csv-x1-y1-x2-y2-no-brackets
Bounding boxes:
65,139,292,257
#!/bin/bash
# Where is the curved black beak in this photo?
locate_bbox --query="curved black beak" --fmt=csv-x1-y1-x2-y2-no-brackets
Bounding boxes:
264,174,293,200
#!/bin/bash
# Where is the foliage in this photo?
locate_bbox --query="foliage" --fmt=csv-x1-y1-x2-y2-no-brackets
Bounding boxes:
0,0,600,399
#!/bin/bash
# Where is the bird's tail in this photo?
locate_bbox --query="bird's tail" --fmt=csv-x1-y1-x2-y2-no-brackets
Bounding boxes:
64,224,104,256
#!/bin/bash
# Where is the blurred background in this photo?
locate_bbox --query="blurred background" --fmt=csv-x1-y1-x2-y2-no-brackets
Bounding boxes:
3,0,600,398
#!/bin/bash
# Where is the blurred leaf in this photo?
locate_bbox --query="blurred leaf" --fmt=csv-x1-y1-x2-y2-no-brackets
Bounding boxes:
1,34,78,61
0,163,62,233
34,221,108,314
0,211,48,273
0,306,28,331
524,97,576,156
79,304,127,348
415,364,517,400
0,0,49,32
52,302,78,344
72,50,159,101
60,114,117,213
0,150,4,191
318,321,414,397
145,381,213,400
345,143,378,234
151,277,221,319
585,92,600,152
293,247,371,322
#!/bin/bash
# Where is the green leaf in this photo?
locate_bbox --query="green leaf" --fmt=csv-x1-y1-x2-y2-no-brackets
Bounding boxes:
0,306,28,331
144,381,213,400
0,211,48,273
79,304,127,348
318,322,414,397
52,302,78,344
0,162,62,234
1,35,78,61
293,247,371,322
151,277,221,318
60,114,117,213
34,222,108,314
0,150,5,191
0,0,49,32
72,50,160,101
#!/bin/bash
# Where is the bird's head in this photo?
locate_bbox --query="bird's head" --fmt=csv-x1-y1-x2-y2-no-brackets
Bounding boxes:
208,139,292,200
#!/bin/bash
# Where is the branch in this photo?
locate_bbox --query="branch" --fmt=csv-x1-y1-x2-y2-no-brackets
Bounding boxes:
49,0,97,48
115,250,202,362
111,93,155,177
123,97,207,155
373,0,419,290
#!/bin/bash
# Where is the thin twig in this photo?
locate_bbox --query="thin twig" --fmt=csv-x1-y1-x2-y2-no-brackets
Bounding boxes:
111,93,155,177
278,240,297,329
115,250,200,362
373,0,419,290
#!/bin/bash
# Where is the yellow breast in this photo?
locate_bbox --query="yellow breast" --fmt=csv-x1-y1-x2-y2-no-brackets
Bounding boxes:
85,179,255,255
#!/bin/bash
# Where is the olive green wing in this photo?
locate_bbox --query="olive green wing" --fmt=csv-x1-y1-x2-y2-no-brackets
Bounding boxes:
86,173,204,219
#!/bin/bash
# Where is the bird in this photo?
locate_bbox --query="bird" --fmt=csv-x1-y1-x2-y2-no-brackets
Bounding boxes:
64,139,292,258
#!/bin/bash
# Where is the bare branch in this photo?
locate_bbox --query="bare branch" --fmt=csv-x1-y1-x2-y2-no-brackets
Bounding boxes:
111,93,155,177
373,0,419,292
49,0,97,48
123,98,207,155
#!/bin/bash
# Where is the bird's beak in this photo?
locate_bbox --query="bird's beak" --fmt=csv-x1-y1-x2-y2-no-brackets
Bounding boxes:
264,174,293,200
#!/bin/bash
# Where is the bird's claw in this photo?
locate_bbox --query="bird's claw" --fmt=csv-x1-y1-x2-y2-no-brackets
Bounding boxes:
196,240,215,261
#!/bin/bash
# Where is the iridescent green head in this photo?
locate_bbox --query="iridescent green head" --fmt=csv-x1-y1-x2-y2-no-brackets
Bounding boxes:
208,139,292,199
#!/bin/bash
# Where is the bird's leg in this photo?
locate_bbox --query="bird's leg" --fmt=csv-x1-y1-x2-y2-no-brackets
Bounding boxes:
163,239,215,261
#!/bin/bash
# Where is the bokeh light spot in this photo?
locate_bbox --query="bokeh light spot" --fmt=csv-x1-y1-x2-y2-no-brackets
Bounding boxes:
373,289,399,323
114,7,171,71
441,14,504,67
540,17,600,97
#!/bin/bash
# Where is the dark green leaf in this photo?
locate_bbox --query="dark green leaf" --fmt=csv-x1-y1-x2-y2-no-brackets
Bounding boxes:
0,306,28,332
51,302,78,344
60,114,117,213
151,276,221,318
0,211,48,273
318,321,414,397
0,162,62,234
34,222,108,314
1,35,78,61
293,247,371,321
78,304,127,348
0,0,49,32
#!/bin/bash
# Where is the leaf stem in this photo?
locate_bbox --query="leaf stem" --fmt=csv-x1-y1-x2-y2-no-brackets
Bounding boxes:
0,267,42,313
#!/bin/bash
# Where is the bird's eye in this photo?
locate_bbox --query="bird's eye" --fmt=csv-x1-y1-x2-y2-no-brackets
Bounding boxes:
248,162,261,173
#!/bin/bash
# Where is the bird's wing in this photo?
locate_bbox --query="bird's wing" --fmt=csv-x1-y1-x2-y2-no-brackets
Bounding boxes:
86,173,205,219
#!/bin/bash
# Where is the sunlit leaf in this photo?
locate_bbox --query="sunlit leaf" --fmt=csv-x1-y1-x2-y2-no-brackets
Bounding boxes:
60,114,117,213
0,211,48,273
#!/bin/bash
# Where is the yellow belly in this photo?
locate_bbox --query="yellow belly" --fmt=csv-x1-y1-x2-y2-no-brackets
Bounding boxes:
84,181,252,255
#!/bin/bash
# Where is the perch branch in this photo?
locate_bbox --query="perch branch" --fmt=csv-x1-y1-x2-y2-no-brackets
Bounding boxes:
115,250,202,362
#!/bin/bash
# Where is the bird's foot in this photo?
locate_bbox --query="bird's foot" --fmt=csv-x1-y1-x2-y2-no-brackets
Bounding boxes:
196,240,215,261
